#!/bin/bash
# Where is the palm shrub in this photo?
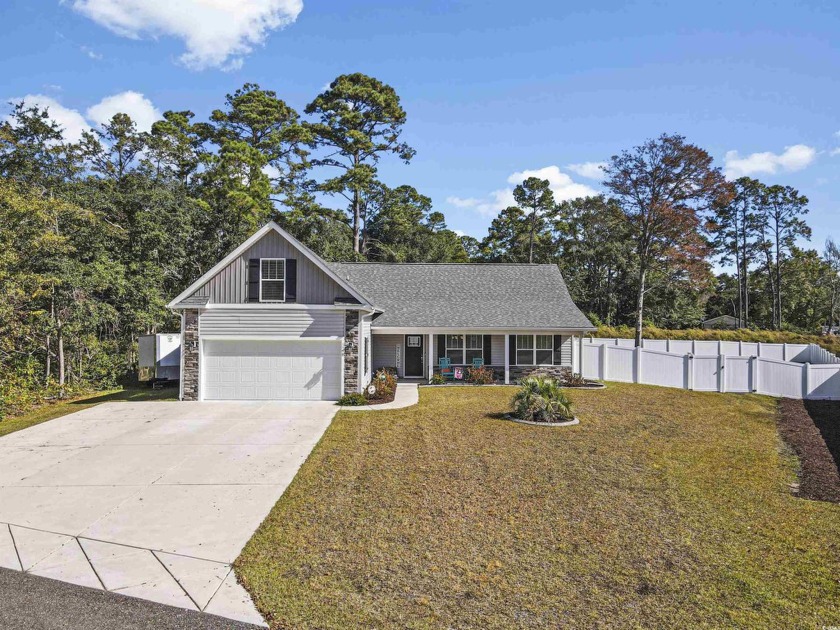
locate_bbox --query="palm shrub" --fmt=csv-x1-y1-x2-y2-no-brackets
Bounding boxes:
511,377,574,423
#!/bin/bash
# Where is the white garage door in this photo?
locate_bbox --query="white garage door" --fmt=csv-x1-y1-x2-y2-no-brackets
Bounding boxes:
202,339,342,401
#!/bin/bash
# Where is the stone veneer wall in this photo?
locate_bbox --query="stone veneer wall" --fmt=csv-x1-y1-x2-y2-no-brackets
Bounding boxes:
431,365,572,383
343,310,360,395
509,365,572,382
182,309,200,401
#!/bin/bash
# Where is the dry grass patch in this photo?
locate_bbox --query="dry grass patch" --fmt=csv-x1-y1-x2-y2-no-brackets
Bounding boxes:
236,384,840,629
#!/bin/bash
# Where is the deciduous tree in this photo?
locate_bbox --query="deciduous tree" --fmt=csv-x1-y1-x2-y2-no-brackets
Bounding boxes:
603,133,727,346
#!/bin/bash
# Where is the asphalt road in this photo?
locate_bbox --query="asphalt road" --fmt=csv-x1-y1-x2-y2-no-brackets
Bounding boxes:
0,568,262,630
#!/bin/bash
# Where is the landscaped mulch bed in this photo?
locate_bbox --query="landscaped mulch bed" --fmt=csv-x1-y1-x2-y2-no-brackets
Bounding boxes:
365,386,396,405
777,398,840,503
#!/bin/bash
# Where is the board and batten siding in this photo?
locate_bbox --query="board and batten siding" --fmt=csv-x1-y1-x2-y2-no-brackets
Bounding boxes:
199,308,345,338
189,230,352,305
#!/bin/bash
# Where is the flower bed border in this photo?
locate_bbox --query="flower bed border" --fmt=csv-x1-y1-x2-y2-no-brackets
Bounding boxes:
503,414,580,427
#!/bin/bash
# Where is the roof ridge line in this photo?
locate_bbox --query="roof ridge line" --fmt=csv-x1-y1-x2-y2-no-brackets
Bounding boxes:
328,262,555,266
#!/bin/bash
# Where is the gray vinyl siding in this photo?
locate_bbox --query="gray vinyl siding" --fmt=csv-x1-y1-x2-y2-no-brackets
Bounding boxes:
559,335,573,366
372,334,404,375
199,308,344,337
189,231,352,305
490,335,505,365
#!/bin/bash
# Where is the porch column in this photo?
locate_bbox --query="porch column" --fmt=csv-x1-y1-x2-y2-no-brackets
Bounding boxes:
504,333,510,384
427,333,434,382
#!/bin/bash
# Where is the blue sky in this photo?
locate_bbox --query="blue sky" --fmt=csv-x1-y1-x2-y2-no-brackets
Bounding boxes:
1,0,838,255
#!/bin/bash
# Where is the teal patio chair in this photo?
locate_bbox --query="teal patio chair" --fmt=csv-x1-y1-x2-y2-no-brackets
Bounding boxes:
471,357,484,368
438,357,455,380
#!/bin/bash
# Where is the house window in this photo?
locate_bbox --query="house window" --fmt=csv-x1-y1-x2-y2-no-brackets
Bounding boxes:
516,335,534,366
260,259,285,302
536,335,553,365
515,334,555,366
445,334,464,364
465,334,483,364
445,334,484,364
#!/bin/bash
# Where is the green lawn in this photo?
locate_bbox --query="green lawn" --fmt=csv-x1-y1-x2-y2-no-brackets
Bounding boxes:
236,384,840,629
0,387,178,438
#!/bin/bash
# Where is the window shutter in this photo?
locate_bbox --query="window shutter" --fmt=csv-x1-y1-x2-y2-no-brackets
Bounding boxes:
247,259,260,302
437,335,445,363
553,335,563,366
508,335,516,365
285,259,297,303
483,335,492,365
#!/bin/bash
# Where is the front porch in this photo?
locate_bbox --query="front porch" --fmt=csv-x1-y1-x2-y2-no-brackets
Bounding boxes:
369,331,586,384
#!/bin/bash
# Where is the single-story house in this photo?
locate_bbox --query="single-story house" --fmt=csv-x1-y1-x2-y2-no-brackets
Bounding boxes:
701,315,740,330
167,222,595,401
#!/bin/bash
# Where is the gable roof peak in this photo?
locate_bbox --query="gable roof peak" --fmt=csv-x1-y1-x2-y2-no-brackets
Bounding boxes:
167,221,372,309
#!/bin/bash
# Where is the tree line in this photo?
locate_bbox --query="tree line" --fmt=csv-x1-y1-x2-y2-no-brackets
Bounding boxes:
1,74,837,412
470,135,838,346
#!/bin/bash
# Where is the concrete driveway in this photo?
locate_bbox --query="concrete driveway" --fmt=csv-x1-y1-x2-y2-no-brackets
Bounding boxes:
0,400,337,626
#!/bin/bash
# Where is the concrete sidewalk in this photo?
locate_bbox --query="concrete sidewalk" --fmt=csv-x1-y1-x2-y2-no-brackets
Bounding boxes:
339,382,419,411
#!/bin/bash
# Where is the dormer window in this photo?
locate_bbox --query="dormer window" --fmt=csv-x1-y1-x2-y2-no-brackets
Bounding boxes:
260,258,286,302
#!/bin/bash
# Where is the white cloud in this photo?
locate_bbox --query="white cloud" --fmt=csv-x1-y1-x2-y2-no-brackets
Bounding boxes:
80,45,103,60
446,196,481,208
723,144,817,179
565,161,607,180
9,94,90,142
86,91,161,132
831,147,840,157
68,0,303,70
453,229,466,237
507,166,599,202
7,91,162,141
454,165,599,218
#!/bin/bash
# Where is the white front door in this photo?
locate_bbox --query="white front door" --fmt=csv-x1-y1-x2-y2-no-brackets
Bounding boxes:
202,339,342,401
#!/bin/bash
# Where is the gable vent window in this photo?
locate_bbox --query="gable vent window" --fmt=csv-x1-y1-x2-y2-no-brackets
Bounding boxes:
260,258,286,302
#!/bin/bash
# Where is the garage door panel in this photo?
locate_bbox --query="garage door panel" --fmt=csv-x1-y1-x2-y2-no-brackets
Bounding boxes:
203,340,341,401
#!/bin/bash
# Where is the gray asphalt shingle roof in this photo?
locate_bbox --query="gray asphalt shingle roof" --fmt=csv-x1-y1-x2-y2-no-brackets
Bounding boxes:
328,263,595,330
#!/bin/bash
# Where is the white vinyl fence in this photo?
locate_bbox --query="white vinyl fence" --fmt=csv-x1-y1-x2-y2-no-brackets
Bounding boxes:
581,343,840,400
585,337,840,365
